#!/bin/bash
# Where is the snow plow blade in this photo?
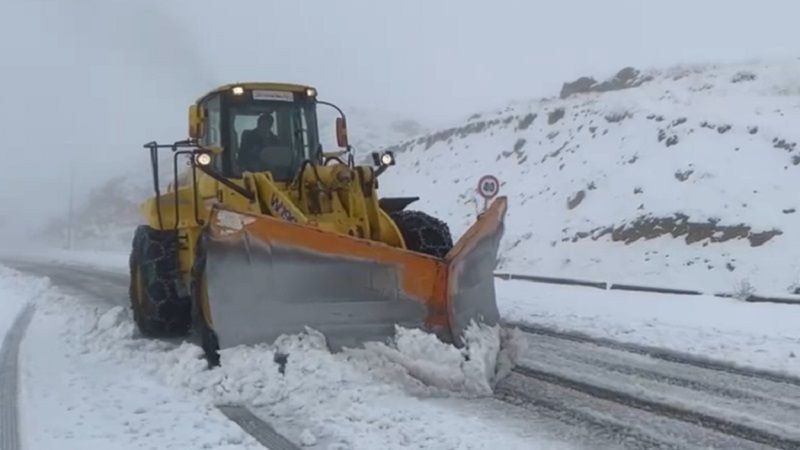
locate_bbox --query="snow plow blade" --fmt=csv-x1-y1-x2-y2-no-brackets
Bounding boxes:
203,197,507,350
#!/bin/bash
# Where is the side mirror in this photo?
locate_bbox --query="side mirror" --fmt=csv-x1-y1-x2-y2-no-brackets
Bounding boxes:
188,105,205,139
336,117,349,148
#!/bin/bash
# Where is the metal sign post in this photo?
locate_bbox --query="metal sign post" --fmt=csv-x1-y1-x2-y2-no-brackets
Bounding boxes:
477,174,500,214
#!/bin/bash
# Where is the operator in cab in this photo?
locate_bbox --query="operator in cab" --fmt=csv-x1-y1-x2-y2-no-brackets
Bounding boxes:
238,113,282,173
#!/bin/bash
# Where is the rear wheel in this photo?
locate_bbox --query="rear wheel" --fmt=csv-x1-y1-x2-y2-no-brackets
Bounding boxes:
128,225,191,337
390,210,453,258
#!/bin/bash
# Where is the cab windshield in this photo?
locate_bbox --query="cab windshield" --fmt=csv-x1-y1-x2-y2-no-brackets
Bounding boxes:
229,101,319,181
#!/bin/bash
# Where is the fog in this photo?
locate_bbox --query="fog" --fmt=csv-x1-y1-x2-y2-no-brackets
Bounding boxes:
1,0,798,241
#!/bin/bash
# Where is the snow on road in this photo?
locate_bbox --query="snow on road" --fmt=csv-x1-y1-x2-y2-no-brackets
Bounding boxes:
0,267,44,340
1,247,129,275
498,279,800,377
0,267,263,450
1,265,566,449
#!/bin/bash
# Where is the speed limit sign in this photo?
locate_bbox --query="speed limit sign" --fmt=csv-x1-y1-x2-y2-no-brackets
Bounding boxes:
477,174,500,199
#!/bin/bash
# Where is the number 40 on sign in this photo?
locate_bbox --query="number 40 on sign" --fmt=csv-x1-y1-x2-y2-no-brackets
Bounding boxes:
477,174,500,212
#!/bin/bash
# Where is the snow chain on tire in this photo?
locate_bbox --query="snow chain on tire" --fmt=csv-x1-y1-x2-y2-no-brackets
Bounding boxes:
129,225,192,337
389,210,453,258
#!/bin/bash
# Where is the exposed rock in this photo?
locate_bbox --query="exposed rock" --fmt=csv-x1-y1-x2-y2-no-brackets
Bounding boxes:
567,190,586,210
731,71,757,83
566,213,782,247
548,108,566,125
605,111,631,123
674,169,694,181
560,67,654,99
773,138,797,152
517,113,537,130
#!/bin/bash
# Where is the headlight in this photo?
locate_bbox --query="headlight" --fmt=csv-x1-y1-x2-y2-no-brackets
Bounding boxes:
232,86,245,96
372,151,396,167
195,153,212,166
306,87,317,97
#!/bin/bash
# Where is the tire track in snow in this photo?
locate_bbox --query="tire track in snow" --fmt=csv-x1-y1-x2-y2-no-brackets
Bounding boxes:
498,328,800,449
508,365,800,449
216,405,301,450
507,321,800,387
0,304,35,450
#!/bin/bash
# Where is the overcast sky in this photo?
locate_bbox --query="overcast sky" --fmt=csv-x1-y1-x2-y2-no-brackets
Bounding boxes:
1,0,798,239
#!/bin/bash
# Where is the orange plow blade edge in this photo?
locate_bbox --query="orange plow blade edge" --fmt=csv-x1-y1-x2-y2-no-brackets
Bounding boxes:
202,197,507,350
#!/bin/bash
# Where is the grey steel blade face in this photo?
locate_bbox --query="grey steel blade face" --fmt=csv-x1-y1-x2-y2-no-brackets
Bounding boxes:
205,234,427,350
448,221,503,346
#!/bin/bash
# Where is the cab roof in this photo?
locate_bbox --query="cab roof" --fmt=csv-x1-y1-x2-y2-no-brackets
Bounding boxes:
196,82,315,104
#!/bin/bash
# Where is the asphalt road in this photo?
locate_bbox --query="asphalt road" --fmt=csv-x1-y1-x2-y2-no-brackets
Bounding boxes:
5,260,800,449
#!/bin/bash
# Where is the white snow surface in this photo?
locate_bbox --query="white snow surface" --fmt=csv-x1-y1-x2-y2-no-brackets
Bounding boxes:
2,267,264,450
497,279,800,377
4,266,556,450
380,60,800,294
0,266,42,340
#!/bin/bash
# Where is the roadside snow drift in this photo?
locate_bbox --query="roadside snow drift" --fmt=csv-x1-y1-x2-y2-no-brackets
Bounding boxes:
7,267,544,449
0,266,45,338
381,60,800,294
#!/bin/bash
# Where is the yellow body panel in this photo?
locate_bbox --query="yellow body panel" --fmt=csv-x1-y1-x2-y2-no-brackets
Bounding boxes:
140,163,407,290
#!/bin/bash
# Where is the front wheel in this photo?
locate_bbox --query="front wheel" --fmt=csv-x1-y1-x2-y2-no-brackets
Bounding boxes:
128,225,192,337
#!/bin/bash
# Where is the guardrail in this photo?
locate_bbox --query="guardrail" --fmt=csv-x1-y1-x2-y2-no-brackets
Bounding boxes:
493,272,800,305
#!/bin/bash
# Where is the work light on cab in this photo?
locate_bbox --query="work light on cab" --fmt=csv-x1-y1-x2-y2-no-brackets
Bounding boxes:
195,153,212,166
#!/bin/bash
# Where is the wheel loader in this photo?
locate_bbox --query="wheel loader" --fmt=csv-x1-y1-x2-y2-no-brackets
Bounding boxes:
129,82,507,366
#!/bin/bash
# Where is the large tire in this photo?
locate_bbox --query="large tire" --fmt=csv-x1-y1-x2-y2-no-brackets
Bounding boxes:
190,232,221,368
128,225,191,337
390,210,453,258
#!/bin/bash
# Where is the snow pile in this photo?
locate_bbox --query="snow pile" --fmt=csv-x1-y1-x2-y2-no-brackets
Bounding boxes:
364,324,524,395
17,293,264,449
30,288,534,449
380,60,800,294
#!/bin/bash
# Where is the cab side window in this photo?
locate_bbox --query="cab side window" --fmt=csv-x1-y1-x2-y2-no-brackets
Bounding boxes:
200,95,223,171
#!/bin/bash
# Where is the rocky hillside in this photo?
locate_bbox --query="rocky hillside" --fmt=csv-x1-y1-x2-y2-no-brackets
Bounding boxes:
378,61,800,294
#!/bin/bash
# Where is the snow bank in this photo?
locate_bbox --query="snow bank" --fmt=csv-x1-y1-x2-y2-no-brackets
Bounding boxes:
25,282,538,449
0,266,47,338
363,324,524,395
497,279,800,376
17,285,263,450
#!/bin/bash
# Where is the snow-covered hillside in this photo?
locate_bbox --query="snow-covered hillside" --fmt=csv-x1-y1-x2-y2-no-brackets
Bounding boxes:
380,61,800,294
